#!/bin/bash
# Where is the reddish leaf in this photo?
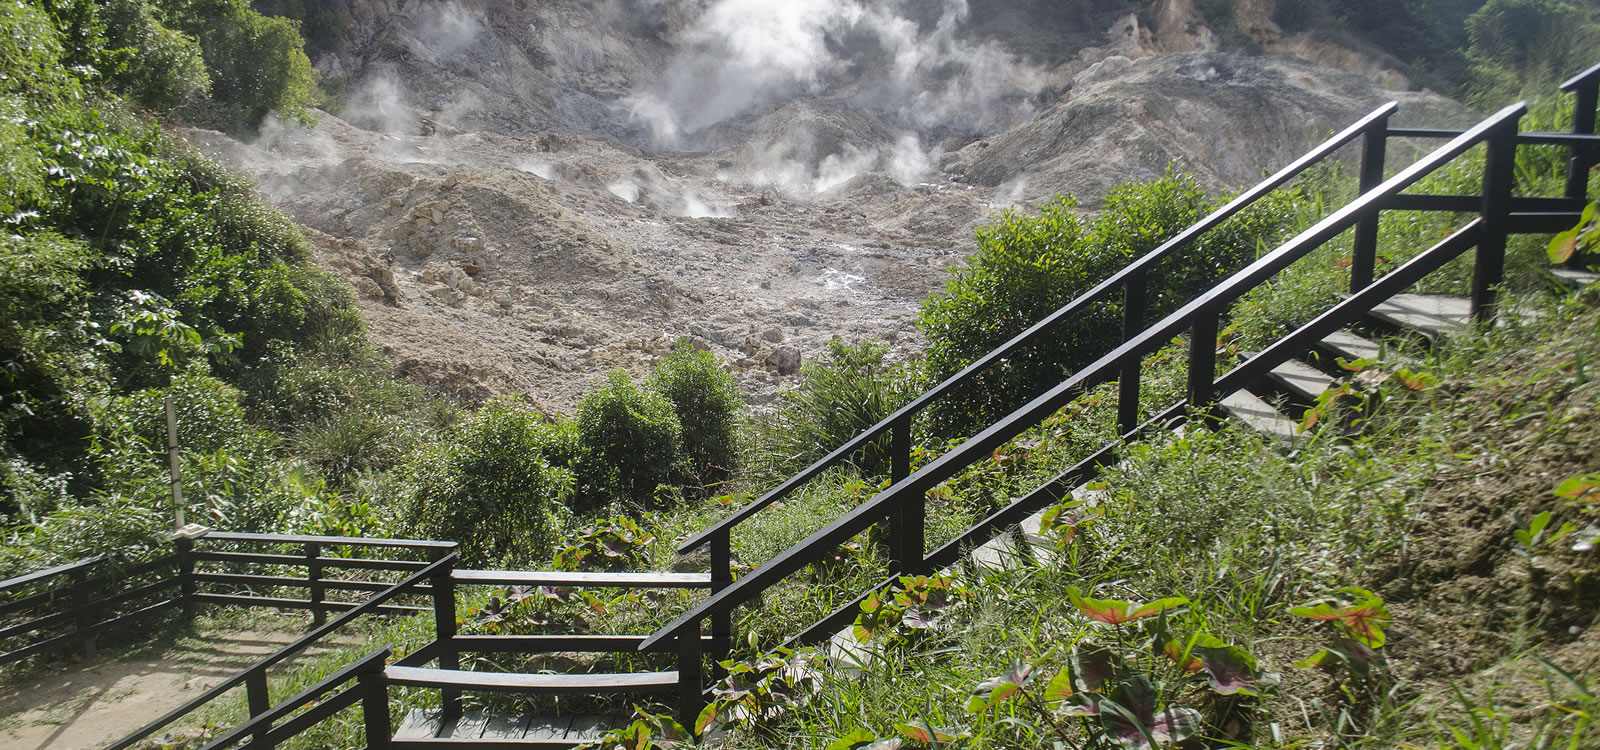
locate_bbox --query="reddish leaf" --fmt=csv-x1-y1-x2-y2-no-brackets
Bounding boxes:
1071,642,1123,693
1068,587,1187,624
1554,474,1600,503
1097,676,1203,749
893,721,960,744
1162,640,1204,671
1193,645,1280,696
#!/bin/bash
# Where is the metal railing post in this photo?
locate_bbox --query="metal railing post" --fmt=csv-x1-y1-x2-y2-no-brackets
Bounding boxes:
175,536,196,620
1186,309,1221,427
361,662,393,750
245,667,271,747
1566,77,1598,204
429,550,460,723
677,626,704,729
305,542,325,627
68,568,95,661
888,416,924,574
1351,115,1391,291
1117,271,1147,436
709,528,732,666
1473,116,1522,320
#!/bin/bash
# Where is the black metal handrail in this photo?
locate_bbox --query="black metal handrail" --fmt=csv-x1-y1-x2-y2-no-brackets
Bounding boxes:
676,102,1406,568
683,61,1600,571
640,101,1532,657
0,552,182,665
104,551,457,750
193,647,393,750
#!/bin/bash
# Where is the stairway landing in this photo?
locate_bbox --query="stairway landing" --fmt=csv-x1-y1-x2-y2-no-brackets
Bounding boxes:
395,708,620,747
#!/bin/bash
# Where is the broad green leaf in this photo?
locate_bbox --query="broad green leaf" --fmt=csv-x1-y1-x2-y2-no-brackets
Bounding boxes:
824,729,879,750
1291,590,1388,647
1193,645,1281,696
1554,474,1600,503
1294,649,1334,670
1131,597,1189,620
1394,368,1440,391
969,662,1033,713
1043,670,1074,702
694,703,718,736
1336,357,1377,372
1067,587,1187,624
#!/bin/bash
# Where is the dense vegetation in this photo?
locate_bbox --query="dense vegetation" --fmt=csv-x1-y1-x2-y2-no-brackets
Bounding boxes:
2,1,1598,749
0,0,750,574
1268,0,1600,103
1,0,348,566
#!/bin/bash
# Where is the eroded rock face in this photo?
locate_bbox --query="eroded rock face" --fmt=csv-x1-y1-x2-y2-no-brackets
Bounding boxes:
188,2,1482,411
944,53,1478,205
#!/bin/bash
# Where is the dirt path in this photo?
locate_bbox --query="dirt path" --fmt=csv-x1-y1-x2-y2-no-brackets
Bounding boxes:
0,622,359,750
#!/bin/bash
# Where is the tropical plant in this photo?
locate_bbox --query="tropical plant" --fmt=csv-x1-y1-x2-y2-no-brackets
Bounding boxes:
553,516,657,572
576,370,684,510
918,173,1297,434
648,342,743,488
397,396,574,566
746,339,914,480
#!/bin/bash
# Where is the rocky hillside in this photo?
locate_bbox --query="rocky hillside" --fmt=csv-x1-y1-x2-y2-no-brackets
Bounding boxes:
190,0,1478,410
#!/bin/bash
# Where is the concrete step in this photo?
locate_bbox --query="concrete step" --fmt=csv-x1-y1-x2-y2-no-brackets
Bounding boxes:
1368,293,1471,337
1315,328,1384,366
1248,354,1339,403
395,708,617,747
1552,267,1600,289
1218,390,1298,444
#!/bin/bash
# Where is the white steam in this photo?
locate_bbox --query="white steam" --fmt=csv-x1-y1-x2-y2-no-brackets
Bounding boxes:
678,190,736,218
627,0,1047,147
346,73,419,136
414,3,484,63
887,134,934,186
721,129,938,198
517,160,556,179
608,180,642,202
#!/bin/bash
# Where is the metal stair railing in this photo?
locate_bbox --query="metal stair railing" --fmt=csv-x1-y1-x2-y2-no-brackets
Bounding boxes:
103,550,458,750
643,91,1600,718
670,101,1407,658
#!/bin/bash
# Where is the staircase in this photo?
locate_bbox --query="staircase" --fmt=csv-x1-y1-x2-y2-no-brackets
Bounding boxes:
380,63,1600,747
631,58,1600,726
54,61,1597,749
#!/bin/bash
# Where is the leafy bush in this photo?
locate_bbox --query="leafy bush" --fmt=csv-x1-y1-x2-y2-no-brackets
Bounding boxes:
918,173,1297,434
92,371,287,531
647,342,743,488
1464,0,1600,105
397,396,574,566
102,0,211,111
575,370,684,511
158,0,320,131
746,339,915,480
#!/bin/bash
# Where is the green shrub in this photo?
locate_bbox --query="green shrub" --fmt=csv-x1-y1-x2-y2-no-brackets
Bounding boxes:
157,0,319,131
1464,0,1600,106
647,342,743,488
918,173,1297,434
747,339,915,480
102,0,211,111
93,371,286,530
397,396,574,566
575,370,684,511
